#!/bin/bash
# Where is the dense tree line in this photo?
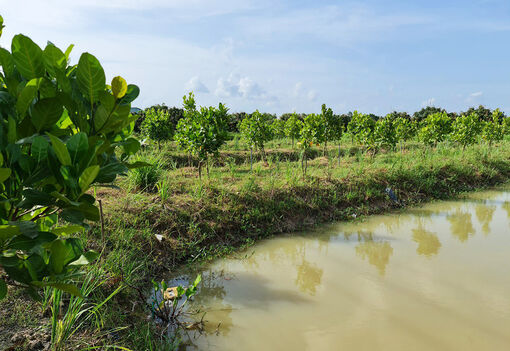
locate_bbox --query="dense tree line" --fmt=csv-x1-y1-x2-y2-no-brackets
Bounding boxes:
139,96,510,180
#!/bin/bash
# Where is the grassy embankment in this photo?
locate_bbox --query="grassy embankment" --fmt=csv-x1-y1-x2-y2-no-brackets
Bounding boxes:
3,135,510,349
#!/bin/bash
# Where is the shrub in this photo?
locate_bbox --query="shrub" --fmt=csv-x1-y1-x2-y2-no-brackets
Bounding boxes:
450,113,482,149
418,112,453,146
284,113,303,148
321,104,342,155
0,18,140,298
239,110,273,164
299,113,324,176
347,111,376,148
174,92,229,178
141,108,174,148
375,115,398,150
394,116,416,146
481,110,504,147
271,118,286,140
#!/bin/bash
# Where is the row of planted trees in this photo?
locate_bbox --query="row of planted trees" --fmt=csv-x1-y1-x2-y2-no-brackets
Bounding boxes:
150,94,509,178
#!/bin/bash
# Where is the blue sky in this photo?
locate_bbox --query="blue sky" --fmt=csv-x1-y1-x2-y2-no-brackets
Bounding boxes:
1,0,509,115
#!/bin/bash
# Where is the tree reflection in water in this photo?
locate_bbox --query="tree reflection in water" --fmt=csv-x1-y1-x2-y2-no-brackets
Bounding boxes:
354,231,394,276
295,258,323,296
475,204,496,235
447,211,475,243
412,227,441,257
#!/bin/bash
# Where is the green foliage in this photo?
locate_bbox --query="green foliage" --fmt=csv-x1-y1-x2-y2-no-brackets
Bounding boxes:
347,111,376,147
394,116,415,143
300,113,325,148
174,93,229,176
321,104,342,149
413,106,445,122
271,118,286,139
0,23,140,299
284,113,303,147
462,105,495,122
375,115,398,150
481,110,504,146
135,104,183,134
239,110,273,158
141,108,174,146
418,112,452,146
450,113,482,149
503,116,510,135
150,275,201,323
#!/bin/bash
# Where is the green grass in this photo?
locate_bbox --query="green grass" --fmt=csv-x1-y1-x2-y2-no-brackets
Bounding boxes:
4,136,510,350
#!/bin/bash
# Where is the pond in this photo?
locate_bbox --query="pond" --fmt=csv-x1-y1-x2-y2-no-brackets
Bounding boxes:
170,188,510,350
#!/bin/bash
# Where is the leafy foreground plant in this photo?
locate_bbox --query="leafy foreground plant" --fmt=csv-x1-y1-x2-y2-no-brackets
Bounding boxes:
150,275,201,324
0,16,141,299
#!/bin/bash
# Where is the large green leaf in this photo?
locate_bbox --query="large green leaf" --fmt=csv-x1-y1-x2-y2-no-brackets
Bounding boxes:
43,43,66,76
76,53,105,103
18,189,55,209
31,98,64,132
48,238,83,273
8,231,57,250
66,132,88,163
94,105,109,131
49,239,70,274
64,44,74,61
78,165,99,192
0,48,14,76
47,133,71,166
31,136,50,163
0,168,11,183
69,250,99,266
7,116,16,143
51,225,84,236
11,34,45,80
120,84,140,104
33,281,83,298
16,78,42,117
0,225,20,241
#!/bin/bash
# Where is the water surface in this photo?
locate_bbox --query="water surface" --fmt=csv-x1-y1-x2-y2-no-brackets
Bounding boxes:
174,188,510,350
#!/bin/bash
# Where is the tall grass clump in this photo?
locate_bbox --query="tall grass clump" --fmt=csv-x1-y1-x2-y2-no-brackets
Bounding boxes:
128,152,164,192
47,265,124,350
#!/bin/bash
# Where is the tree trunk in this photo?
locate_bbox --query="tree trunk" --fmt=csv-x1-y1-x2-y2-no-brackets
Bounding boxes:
305,154,308,176
338,143,341,167
291,137,294,148
323,140,327,156
261,145,268,165
206,157,210,178
301,151,305,178
250,146,253,171
198,160,202,180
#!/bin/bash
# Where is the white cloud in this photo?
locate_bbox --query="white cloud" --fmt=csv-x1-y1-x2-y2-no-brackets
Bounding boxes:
292,82,303,98
215,73,275,101
307,90,318,102
470,91,483,97
421,98,436,107
185,77,209,93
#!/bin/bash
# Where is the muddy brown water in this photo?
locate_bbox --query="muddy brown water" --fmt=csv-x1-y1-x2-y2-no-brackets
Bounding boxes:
170,188,510,350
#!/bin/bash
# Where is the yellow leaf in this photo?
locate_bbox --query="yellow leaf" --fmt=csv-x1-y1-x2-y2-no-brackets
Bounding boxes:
111,76,127,99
